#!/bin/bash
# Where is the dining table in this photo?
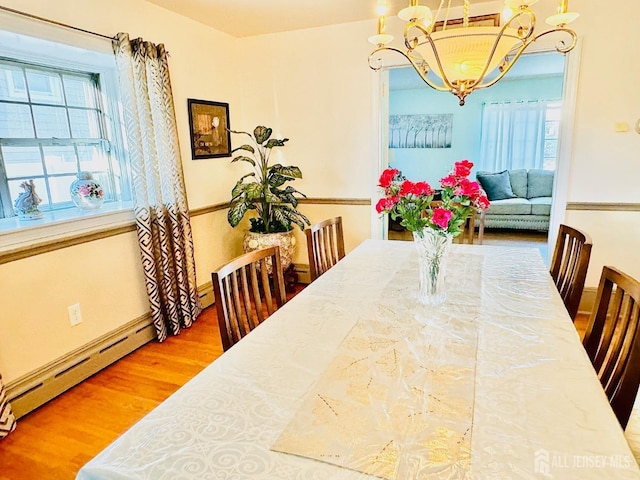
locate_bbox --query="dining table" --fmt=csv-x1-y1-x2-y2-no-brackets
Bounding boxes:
76,239,640,479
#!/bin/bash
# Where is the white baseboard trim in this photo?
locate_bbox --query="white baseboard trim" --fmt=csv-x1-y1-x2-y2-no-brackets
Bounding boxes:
6,313,156,419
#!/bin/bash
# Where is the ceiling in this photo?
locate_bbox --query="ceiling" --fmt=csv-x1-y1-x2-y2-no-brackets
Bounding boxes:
143,0,473,38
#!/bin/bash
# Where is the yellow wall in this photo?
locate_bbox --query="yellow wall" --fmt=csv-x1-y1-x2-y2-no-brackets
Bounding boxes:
0,0,243,383
1,0,638,385
558,0,640,286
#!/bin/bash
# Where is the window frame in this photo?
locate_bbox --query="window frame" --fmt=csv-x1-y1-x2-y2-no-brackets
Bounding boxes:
0,27,133,253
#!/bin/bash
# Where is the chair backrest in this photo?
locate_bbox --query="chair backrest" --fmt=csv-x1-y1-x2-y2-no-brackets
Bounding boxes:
582,266,640,428
211,246,287,351
305,216,345,281
549,224,593,321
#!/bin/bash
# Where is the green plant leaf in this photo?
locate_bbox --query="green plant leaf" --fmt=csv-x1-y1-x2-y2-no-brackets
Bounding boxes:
264,138,289,149
231,155,256,166
271,165,302,179
227,201,249,227
231,144,255,154
254,126,272,144
244,182,264,201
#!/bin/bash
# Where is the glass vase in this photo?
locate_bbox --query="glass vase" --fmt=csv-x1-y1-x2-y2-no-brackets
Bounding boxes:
413,227,453,306
70,172,104,210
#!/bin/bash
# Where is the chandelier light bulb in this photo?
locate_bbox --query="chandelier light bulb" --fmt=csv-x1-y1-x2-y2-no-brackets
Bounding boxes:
502,6,514,22
376,0,388,16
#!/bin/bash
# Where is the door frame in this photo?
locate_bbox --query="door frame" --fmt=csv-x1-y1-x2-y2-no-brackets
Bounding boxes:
370,42,583,262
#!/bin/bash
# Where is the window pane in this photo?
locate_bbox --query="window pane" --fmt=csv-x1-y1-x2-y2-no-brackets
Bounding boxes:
544,139,558,158
545,121,559,139
43,145,78,174
69,109,100,138
48,175,76,205
0,64,28,101
26,69,64,105
63,75,96,108
77,144,109,171
9,177,48,210
2,146,43,177
32,105,70,138
0,103,35,137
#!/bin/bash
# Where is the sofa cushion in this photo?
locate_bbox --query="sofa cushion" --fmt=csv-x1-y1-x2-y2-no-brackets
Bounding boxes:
477,170,516,201
530,196,552,215
486,198,532,215
508,169,528,198
527,169,554,198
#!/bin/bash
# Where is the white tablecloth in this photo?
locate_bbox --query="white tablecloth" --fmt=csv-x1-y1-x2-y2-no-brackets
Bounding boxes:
77,240,640,479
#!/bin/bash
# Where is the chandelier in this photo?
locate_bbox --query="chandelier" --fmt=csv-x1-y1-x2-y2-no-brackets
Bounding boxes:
368,0,579,106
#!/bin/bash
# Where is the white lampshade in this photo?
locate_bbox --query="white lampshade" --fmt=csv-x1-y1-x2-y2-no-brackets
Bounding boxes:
398,5,432,23
415,27,522,83
368,33,394,46
546,12,579,26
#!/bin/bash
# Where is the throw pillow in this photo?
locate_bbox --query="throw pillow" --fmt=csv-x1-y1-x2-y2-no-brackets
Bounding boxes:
476,170,516,201
527,169,554,198
508,169,528,198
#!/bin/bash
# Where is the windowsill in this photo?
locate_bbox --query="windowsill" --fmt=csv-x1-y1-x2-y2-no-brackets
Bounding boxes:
0,201,135,253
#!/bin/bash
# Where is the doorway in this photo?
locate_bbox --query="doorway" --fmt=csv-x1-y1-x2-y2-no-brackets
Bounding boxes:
376,49,580,262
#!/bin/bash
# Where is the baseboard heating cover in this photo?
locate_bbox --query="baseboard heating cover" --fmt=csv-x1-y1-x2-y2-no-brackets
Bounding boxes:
6,313,156,419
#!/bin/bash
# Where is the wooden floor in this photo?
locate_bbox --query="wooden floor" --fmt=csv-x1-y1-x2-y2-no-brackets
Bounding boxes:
0,286,306,480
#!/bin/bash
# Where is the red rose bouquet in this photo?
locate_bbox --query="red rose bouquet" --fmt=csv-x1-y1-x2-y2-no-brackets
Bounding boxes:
376,160,490,238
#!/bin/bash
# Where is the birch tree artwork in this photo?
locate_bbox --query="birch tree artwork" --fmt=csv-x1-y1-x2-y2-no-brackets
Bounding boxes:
389,114,453,149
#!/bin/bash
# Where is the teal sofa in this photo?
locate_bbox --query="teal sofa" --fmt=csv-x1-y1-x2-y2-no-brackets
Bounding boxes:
476,169,554,231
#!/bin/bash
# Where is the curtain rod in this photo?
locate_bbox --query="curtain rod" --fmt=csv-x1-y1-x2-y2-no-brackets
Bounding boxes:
0,5,115,41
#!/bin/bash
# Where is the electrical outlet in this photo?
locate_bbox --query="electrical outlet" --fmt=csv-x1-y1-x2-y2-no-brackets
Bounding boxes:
68,303,82,326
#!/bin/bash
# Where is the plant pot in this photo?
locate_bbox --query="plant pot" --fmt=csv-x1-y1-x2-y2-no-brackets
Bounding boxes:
243,230,296,272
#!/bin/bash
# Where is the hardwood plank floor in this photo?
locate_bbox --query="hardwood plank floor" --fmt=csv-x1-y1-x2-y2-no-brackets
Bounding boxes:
0,285,306,480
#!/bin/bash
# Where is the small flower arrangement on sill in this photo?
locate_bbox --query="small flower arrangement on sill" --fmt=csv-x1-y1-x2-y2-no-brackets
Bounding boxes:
375,160,490,238
375,160,490,306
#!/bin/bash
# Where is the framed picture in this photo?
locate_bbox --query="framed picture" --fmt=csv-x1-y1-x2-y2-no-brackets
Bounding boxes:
187,99,231,159
433,13,500,32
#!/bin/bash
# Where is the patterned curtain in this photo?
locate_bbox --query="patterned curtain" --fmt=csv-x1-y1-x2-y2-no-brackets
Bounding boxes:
0,374,16,439
113,33,201,341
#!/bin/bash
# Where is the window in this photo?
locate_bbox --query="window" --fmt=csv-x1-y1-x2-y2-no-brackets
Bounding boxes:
543,102,562,170
0,58,128,218
479,100,562,172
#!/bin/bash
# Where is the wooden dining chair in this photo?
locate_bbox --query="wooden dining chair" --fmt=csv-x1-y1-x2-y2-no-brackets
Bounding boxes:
582,266,640,428
549,224,593,321
211,246,287,351
305,216,345,281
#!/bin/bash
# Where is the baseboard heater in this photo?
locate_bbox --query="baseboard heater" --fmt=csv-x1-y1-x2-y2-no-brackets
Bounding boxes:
6,313,156,419
6,268,310,419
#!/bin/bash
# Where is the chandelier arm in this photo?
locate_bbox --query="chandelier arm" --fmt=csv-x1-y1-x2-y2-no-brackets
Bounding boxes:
533,27,578,54
475,41,535,90
468,9,536,91
368,46,450,92
404,21,456,92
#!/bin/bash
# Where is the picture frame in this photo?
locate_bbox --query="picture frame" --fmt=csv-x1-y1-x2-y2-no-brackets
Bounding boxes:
432,13,501,32
187,99,231,159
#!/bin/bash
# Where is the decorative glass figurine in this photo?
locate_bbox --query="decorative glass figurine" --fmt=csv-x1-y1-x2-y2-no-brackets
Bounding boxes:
70,172,104,210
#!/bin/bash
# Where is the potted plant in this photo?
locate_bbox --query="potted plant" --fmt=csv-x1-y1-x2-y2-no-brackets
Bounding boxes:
227,125,310,270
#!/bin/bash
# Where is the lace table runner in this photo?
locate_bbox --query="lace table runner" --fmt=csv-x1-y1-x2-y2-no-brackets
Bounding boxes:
272,254,482,479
